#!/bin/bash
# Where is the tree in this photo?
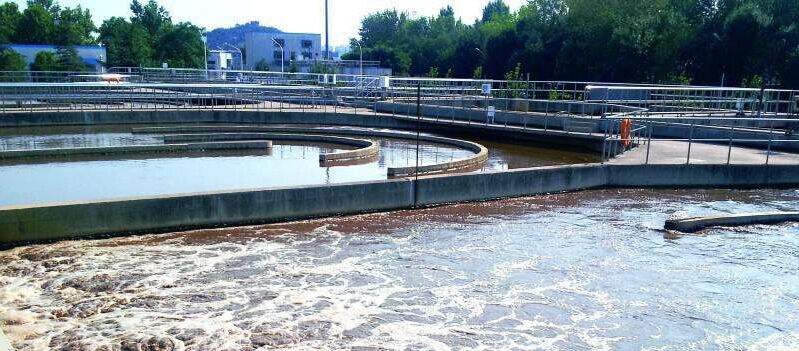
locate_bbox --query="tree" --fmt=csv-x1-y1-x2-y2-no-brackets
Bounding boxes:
55,5,96,46
27,0,59,17
15,3,55,44
154,22,205,69
253,59,270,72
100,16,153,67
130,0,171,40
0,49,27,71
55,46,87,71
482,0,510,23
31,51,58,71
344,45,410,75
0,3,22,45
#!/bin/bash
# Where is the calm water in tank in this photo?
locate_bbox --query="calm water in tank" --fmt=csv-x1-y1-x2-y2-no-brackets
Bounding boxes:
0,126,595,206
0,189,797,350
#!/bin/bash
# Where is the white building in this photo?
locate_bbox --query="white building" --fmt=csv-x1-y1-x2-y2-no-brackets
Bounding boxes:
5,44,106,72
207,50,234,70
244,32,322,70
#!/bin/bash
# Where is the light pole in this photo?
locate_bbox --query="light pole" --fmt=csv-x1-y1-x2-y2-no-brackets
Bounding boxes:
474,47,485,79
353,41,363,76
202,35,208,79
271,38,284,73
223,42,244,71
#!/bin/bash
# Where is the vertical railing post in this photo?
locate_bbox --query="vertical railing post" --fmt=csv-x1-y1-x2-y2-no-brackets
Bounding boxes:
766,118,774,165
726,123,734,165
645,120,653,165
686,120,695,164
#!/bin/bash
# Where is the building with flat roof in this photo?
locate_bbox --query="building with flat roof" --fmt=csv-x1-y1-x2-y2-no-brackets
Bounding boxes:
4,44,106,72
208,50,234,70
245,32,321,70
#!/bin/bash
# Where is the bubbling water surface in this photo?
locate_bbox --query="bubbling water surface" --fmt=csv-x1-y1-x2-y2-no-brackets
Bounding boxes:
1,189,798,350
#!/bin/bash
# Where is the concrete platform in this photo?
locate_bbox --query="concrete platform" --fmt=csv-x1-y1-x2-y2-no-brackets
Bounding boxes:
610,141,799,165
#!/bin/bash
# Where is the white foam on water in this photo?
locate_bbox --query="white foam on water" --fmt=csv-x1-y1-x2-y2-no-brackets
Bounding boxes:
1,189,798,350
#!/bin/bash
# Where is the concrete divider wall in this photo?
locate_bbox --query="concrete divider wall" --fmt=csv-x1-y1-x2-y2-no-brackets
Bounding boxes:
4,163,799,245
376,101,586,132
0,110,611,155
415,164,607,206
0,179,413,245
0,110,415,130
607,164,799,188
0,141,273,160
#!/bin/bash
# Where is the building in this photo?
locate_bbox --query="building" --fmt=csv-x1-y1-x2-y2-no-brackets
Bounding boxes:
244,32,322,70
243,32,391,75
5,44,106,72
207,50,235,70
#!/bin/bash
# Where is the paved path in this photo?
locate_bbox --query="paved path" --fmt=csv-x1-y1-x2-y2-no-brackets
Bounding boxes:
610,140,799,165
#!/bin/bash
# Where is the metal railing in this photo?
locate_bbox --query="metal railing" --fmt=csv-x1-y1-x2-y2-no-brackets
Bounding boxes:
0,77,797,167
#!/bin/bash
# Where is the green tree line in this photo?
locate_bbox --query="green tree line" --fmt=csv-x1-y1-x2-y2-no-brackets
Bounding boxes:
343,0,799,88
0,0,95,71
0,0,204,71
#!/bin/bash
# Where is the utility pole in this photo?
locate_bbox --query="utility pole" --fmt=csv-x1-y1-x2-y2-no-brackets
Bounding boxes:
325,0,330,61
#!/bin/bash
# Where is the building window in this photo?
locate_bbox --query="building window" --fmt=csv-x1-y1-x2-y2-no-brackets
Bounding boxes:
290,51,296,61
301,40,313,49
273,39,285,48
273,51,283,61
302,52,312,60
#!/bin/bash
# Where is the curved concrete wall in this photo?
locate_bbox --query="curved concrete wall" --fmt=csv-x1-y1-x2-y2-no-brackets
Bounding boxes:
0,110,606,155
0,141,273,160
134,126,490,177
160,133,379,163
2,163,799,246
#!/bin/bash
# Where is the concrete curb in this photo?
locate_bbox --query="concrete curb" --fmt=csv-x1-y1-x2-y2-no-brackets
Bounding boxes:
0,141,273,160
665,212,799,233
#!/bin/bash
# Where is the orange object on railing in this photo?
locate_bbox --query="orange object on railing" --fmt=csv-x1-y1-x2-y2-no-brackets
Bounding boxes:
620,118,632,148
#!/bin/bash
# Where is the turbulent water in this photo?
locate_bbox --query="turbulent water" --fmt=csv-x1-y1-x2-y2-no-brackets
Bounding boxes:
1,189,798,350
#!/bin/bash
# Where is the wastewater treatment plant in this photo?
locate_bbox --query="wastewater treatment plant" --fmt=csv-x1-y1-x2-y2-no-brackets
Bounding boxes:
0,69,797,349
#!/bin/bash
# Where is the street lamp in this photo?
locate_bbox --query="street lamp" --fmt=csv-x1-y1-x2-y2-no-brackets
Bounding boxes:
474,47,485,79
202,35,208,78
271,38,285,73
353,41,363,76
223,42,244,71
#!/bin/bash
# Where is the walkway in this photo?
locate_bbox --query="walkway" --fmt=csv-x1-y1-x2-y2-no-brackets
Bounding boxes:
610,140,799,165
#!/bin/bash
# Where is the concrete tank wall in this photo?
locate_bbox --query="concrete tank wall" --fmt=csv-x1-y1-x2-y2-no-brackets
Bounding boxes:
3,163,799,246
0,179,413,245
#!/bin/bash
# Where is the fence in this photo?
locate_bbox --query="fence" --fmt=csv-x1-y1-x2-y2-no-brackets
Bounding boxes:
0,76,797,167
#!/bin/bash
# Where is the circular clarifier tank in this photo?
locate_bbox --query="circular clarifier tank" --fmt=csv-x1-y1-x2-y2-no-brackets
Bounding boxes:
0,124,596,206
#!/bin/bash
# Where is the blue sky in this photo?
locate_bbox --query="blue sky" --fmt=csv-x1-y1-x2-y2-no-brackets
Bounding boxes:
10,0,526,46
